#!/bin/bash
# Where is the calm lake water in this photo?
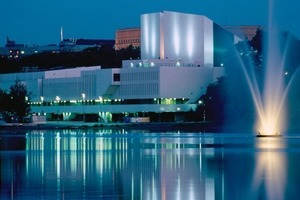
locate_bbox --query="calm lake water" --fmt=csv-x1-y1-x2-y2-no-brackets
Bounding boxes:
1,128,300,200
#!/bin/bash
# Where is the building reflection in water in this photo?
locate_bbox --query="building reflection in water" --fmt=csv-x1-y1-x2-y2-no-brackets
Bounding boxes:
4,131,296,199
0,130,223,199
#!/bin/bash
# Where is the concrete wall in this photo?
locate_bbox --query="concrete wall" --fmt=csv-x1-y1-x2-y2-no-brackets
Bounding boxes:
141,12,162,59
159,66,213,102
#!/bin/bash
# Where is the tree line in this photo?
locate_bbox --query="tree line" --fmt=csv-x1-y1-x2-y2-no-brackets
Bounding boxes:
0,45,140,74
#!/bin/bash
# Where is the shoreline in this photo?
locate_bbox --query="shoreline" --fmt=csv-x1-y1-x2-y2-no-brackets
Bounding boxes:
0,121,218,133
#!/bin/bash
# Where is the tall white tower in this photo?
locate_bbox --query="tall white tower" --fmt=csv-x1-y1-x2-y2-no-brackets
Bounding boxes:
60,27,64,42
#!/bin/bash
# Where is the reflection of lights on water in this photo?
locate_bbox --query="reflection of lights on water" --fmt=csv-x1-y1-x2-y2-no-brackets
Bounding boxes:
23,130,214,199
253,138,286,200
205,178,215,200
256,137,285,149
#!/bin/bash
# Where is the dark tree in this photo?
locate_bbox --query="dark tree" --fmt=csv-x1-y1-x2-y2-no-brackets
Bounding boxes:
0,56,19,73
0,89,10,112
8,79,31,122
196,77,227,124
0,45,141,73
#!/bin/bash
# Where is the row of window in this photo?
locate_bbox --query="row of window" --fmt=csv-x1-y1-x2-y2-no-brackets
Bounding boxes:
30,98,189,106
43,75,97,100
117,38,140,44
120,83,159,96
121,71,159,82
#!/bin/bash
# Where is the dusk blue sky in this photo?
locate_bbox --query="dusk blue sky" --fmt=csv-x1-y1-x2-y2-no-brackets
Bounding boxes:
1,0,300,46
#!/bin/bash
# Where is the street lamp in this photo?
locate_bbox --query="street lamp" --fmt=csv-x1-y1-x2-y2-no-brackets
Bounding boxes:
82,93,85,123
198,100,205,122
40,96,44,116
56,96,60,122
99,96,103,123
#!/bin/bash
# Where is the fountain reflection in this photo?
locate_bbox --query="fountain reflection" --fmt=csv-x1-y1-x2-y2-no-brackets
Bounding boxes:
253,137,287,200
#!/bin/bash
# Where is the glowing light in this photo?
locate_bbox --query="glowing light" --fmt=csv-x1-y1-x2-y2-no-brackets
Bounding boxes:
151,16,157,58
203,18,214,66
187,16,194,59
254,138,286,199
173,15,180,56
238,14,295,136
143,14,150,57
258,120,280,136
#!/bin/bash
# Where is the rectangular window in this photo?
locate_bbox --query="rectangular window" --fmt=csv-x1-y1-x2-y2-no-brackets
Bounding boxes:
113,73,120,82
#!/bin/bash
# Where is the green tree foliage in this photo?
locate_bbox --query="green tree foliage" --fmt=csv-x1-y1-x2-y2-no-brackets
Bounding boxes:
0,79,31,122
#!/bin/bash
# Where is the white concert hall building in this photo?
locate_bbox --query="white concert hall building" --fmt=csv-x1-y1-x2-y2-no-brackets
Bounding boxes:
0,11,240,122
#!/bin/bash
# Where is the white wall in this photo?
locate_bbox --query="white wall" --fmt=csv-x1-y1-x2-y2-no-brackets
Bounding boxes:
141,12,162,59
159,66,213,102
163,11,206,63
141,11,215,66
203,17,214,67
96,68,120,99
119,67,159,99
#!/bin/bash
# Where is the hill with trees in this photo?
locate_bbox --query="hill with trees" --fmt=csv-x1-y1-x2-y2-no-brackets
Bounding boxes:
0,45,140,74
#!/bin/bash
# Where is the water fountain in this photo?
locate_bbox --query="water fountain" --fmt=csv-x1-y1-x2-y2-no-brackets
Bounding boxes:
237,1,297,137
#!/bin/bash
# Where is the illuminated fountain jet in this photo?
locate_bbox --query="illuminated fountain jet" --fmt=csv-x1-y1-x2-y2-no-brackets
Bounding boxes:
238,1,297,137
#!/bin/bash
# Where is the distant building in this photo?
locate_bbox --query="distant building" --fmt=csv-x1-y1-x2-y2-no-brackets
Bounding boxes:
0,38,59,58
115,25,259,51
5,37,25,48
223,26,260,41
59,38,115,52
0,37,115,58
115,28,140,50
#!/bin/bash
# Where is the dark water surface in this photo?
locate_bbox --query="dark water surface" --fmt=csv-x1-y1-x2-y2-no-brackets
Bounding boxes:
1,129,300,200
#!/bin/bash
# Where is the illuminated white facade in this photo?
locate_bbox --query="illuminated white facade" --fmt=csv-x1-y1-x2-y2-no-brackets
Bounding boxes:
141,11,239,67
